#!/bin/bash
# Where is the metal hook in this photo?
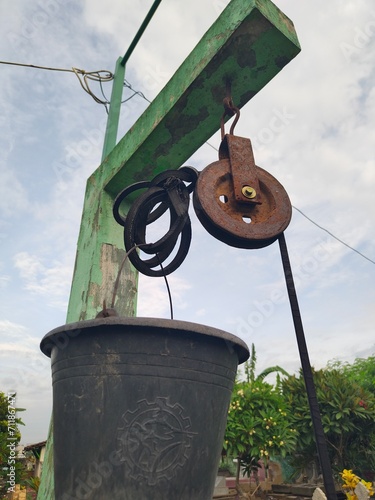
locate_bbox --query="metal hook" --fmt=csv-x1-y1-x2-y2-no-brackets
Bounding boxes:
220,96,240,139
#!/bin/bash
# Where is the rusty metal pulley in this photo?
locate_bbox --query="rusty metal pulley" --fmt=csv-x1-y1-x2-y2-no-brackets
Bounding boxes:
193,100,292,249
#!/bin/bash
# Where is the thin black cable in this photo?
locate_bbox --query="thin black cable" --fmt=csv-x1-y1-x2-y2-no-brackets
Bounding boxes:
121,91,139,104
155,254,174,320
99,77,109,103
123,79,152,104
293,205,375,265
98,79,110,114
111,243,174,319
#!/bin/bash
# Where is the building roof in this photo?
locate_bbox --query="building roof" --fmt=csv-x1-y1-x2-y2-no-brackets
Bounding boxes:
24,440,47,451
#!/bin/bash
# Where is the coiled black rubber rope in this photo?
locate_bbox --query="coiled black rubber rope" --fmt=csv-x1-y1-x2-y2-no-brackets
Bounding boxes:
113,166,198,277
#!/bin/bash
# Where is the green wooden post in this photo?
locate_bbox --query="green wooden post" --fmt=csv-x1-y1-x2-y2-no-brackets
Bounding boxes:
38,1,300,497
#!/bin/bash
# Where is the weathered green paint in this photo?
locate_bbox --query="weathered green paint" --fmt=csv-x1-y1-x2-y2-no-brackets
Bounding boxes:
66,190,138,323
101,57,126,162
38,0,300,497
100,0,300,196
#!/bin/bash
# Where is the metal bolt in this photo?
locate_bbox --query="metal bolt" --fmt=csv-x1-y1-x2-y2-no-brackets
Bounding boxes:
241,186,257,199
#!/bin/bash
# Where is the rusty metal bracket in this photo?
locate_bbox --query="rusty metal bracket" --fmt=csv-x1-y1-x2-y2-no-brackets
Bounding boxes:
219,134,262,205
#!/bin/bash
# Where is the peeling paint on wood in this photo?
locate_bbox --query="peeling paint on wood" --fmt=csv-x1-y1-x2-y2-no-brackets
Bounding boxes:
89,243,138,316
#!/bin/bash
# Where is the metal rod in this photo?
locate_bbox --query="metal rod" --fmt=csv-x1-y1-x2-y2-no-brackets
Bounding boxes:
121,0,163,67
278,232,337,500
101,57,126,161
102,1,163,159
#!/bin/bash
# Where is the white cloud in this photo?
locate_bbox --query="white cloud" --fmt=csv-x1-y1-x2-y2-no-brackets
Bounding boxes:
0,274,10,288
0,163,29,218
0,319,28,340
13,252,72,310
0,320,50,392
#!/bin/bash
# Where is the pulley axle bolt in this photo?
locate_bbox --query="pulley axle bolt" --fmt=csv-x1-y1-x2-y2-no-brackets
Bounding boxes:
241,186,257,199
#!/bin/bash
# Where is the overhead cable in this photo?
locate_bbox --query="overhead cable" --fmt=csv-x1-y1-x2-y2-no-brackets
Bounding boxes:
293,205,374,265
0,60,113,108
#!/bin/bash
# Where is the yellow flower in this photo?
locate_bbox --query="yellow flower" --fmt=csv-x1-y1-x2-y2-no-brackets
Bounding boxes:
340,469,374,499
341,469,360,490
360,480,374,496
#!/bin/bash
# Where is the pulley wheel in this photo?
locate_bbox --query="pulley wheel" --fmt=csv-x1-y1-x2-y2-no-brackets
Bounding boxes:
193,159,292,249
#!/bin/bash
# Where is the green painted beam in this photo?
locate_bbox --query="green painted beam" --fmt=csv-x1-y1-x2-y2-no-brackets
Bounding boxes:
98,0,300,197
38,0,300,497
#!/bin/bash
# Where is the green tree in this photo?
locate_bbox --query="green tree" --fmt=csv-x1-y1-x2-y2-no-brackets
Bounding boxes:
223,345,297,490
328,355,375,396
0,392,26,496
282,368,375,478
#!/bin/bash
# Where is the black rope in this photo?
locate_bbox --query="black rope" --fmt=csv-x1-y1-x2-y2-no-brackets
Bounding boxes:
113,166,198,277
278,232,337,500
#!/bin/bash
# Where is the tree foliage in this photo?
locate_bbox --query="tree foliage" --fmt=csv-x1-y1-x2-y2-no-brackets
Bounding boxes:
328,356,375,396
281,368,375,478
224,379,297,468
225,349,375,486
224,345,296,483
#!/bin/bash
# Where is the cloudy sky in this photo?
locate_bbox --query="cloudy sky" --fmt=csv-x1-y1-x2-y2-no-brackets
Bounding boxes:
0,0,374,445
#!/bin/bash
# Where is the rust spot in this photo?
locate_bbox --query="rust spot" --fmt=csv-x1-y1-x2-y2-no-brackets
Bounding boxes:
154,105,209,158
275,55,291,69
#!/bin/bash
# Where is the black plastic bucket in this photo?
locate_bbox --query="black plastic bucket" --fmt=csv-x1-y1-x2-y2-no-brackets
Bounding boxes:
41,316,249,500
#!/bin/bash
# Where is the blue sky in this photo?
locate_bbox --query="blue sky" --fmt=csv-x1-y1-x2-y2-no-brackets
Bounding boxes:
0,0,374,444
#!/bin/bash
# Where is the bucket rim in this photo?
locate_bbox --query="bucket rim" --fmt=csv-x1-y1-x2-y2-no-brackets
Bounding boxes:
40,316,249,363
